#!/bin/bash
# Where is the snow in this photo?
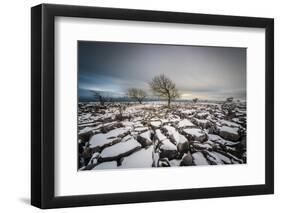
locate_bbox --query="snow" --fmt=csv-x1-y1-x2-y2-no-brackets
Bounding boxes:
208,134,227,145
194,118,209,125
119,146,154,168
192,152,209,165
178,119,195,128
121,121,134,127
180,109,195,115
121,135,132,142
163,125,176,135
232,118,240,123
89,134,115,148
169,115,180,122
208,134,239,146
79,126,93,134
193,142,212,149
220,119,240,128
100,138,141,158
208,134,222,142
134,127,149,132
79,101,246,170
89,127,129,148
139,131,152,142
196,112,209,118
160,139,177,151
94,161,118,170
212,152,232,164
80,113,91,120
169,159,181,167
105,127,128,137
152,151,160,166
174,133,188,145
150,121,161,127
205,151,224,164
224,140,241,146
87,152,100,166
219,126,239,135
160,119,169,124
133,123,143,128
155,129,167,141
183,128,205,137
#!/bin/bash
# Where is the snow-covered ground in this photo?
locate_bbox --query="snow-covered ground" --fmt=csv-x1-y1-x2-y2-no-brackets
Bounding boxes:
78,101,247,171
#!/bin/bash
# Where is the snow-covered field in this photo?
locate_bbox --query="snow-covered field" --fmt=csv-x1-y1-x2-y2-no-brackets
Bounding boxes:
78,101,246,171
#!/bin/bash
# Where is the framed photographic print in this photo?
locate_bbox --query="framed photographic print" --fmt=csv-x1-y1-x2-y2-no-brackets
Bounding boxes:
31,4,274,209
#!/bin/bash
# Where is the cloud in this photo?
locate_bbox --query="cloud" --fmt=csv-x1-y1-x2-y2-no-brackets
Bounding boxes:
78,41,246,101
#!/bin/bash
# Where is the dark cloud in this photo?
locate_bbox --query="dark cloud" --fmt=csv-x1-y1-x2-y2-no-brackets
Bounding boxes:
78,41,246,101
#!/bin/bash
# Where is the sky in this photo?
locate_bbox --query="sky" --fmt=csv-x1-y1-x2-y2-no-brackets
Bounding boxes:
78,41,246,101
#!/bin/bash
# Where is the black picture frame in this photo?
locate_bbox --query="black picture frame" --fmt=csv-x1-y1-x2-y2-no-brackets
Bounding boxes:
31,3,274,209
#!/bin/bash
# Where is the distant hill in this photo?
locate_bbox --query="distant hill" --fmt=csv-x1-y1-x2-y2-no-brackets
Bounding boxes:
78,88,128,102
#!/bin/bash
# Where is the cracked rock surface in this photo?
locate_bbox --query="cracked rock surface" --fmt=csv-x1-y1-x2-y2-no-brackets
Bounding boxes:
78,101,246,171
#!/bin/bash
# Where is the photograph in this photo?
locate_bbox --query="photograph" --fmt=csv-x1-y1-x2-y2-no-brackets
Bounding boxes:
77,41,247,171
29,3,274,209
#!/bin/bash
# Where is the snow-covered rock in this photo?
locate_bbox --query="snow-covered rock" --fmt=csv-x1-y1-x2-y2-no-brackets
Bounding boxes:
78,101,246,169
99,138,141,161
203,151,225,165
168,114,181,122
150,121,162,128
94,161,118,170
183,128,208,142
220,119,240,128
163,125,176,135
218,126,240,141
195,112,209,119
155,129,167,141
173,133,188,145
192,152,209,165
89,127,130,149
137,130,152,147
180,109,195,115
177,119,195,128
159,139,178,160
192,142,212,150
89,135,117,149
212,151,232,164
160,139,177,151
208,134,240,146
119,146,153,168
134,126,149,132
193,118,211,129
169,159,181,167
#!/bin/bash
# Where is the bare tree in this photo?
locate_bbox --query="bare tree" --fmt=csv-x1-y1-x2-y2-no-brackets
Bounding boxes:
149,74,180,107
192,98,199,103
127,88,147,104
226,97,234,102
91,91,106,106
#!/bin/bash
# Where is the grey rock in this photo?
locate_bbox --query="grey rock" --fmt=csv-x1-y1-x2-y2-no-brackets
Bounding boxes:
180,152,193,166
177,141,190,153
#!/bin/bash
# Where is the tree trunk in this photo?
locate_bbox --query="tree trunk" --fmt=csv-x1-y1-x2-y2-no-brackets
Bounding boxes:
168,98,171,108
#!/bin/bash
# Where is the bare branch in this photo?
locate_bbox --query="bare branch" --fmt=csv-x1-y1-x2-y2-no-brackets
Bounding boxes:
91,91,107,106
127,88,147,104
149,74,180,107
192,98,199,103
